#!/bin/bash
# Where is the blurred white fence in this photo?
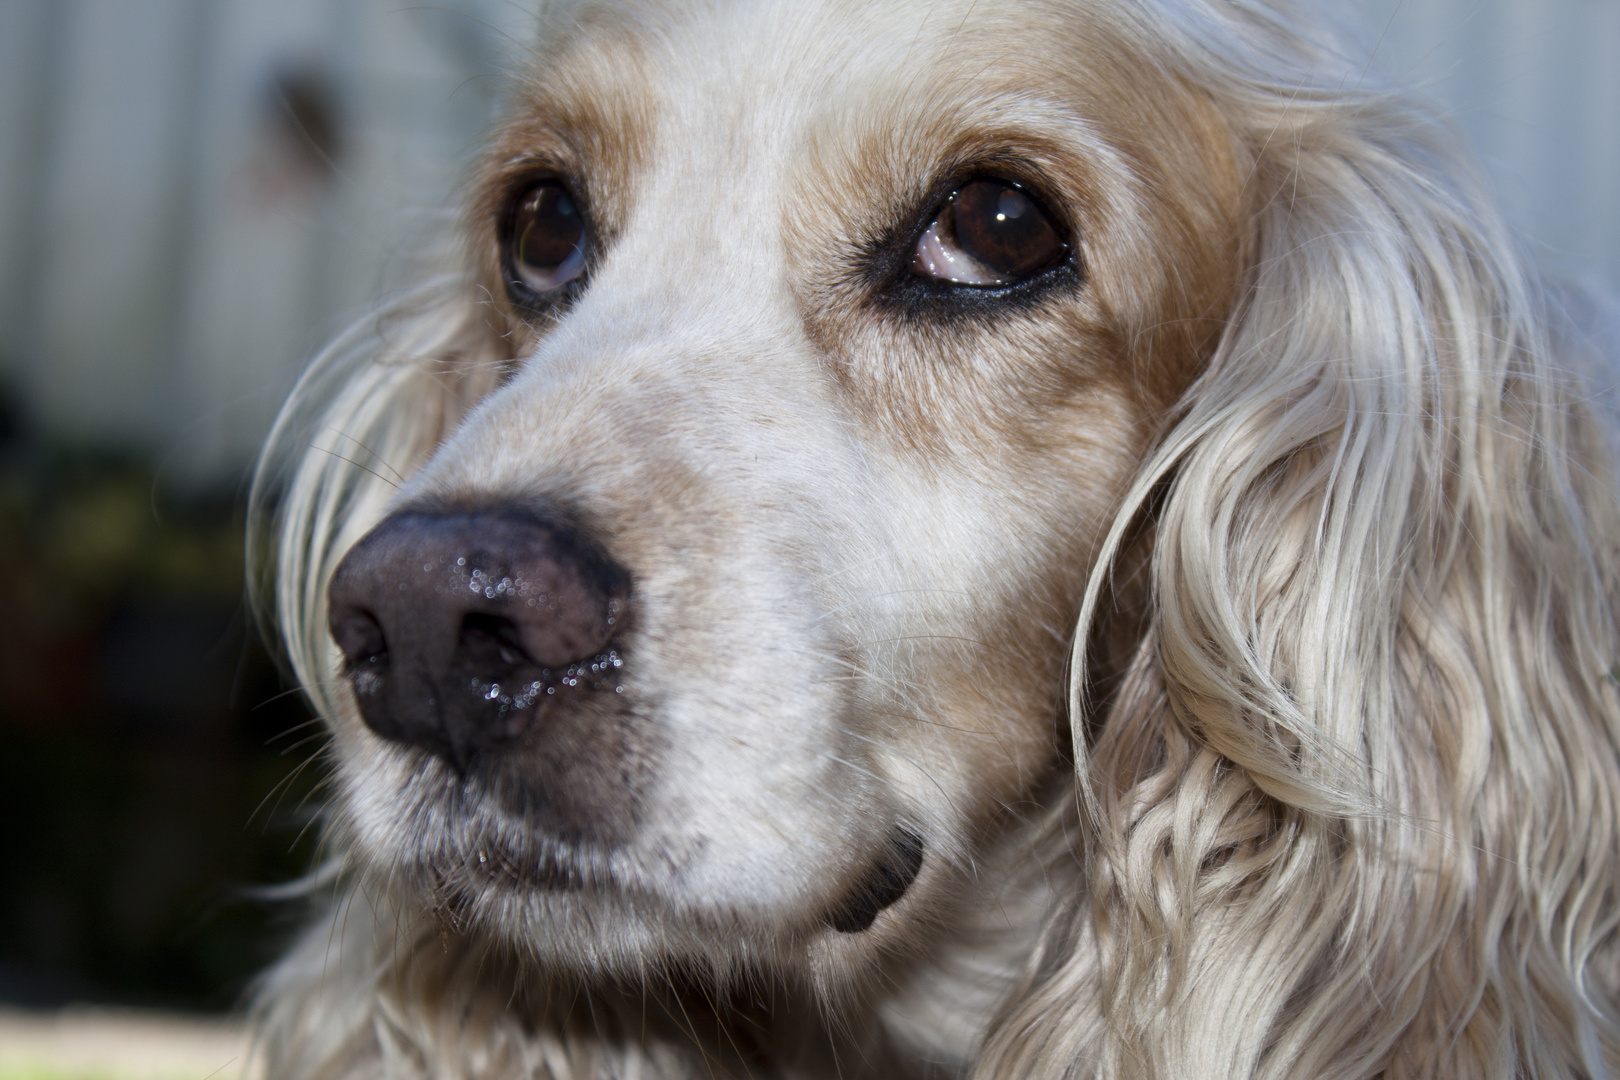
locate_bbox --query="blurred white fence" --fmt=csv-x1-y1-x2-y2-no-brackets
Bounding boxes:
0,0,1614,484
1345,0,1619,294
0,0,532,481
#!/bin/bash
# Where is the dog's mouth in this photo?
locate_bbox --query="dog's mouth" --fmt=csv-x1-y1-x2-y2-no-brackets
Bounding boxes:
420,820,926,940
426,827,615,896
824,825,926,933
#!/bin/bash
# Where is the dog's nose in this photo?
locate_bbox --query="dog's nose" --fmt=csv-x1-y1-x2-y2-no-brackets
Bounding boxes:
326,506,629,771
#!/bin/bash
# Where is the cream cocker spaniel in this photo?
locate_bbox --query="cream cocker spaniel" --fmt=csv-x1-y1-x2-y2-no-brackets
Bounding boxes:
252,0,1620,1077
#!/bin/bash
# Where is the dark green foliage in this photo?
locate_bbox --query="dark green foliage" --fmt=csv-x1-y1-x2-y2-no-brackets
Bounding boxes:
0,449,322,1012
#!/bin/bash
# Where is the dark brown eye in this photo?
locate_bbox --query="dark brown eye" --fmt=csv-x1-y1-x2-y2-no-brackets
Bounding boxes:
910,178,1067,286
503,180,587,299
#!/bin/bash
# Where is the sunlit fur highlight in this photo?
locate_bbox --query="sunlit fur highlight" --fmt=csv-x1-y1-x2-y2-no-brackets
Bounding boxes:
251,0,1620,1076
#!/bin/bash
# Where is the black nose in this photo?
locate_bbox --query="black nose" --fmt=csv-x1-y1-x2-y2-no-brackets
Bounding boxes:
327,506,629,770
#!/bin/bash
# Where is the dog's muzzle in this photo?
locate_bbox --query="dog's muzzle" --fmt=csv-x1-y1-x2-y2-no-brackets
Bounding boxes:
327,506,630,772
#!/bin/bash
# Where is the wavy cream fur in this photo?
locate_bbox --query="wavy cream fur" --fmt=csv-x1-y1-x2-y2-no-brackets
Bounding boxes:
251,0,1620,1076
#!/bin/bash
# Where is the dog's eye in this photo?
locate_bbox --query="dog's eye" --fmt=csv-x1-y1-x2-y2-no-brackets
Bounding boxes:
504,180,588,299
910,179,1067,286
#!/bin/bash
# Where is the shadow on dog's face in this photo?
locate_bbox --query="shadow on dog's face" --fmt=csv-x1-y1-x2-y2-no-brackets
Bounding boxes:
323,0,1244,984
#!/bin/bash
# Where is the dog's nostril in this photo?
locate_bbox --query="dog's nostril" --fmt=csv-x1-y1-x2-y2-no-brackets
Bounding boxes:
459,613,531,670
325,505,630,769
332,609,388,669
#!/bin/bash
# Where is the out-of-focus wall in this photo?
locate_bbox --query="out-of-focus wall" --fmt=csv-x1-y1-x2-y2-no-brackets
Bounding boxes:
0,0,1615,485
1345,0,1620,296
0,0,531,483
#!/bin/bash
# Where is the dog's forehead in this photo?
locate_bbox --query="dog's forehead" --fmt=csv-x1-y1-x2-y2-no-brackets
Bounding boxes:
539,0,1032,87
520,0,1142,172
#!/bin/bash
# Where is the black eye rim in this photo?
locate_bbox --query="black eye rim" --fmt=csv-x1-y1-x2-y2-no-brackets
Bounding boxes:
498,175,593,312
868,168,1083,318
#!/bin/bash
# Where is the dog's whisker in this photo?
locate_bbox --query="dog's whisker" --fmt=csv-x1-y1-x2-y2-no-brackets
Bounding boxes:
322,428,410,485
837,728,968,825
273,730,331,758
246,742,331,831
261,712,326,742
305,440,400,490
813,586,976,621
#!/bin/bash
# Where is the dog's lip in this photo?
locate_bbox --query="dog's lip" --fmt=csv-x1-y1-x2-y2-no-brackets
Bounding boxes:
415,818,628,897
461,839,603,891
825,825,926,933
414,807,927,937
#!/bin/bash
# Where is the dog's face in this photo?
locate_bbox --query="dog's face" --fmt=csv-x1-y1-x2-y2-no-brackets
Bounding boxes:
324,0,1244,981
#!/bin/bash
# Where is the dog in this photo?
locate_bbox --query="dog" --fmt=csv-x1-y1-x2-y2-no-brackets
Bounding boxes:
249,0,1620,1076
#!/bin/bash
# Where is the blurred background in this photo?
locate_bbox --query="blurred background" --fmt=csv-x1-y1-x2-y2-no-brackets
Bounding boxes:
0,0,535,1026
0,0,1613,1044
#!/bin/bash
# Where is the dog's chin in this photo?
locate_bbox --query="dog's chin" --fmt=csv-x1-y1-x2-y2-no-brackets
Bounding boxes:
392,849,927,984
346,757,930,981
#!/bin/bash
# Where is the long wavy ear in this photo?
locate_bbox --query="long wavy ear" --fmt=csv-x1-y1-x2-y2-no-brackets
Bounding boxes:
978,5,1620,1078
248,275,505,727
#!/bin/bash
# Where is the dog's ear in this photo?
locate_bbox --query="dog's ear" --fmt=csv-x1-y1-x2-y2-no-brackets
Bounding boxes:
981,37,1620,1080
249,277,503,721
